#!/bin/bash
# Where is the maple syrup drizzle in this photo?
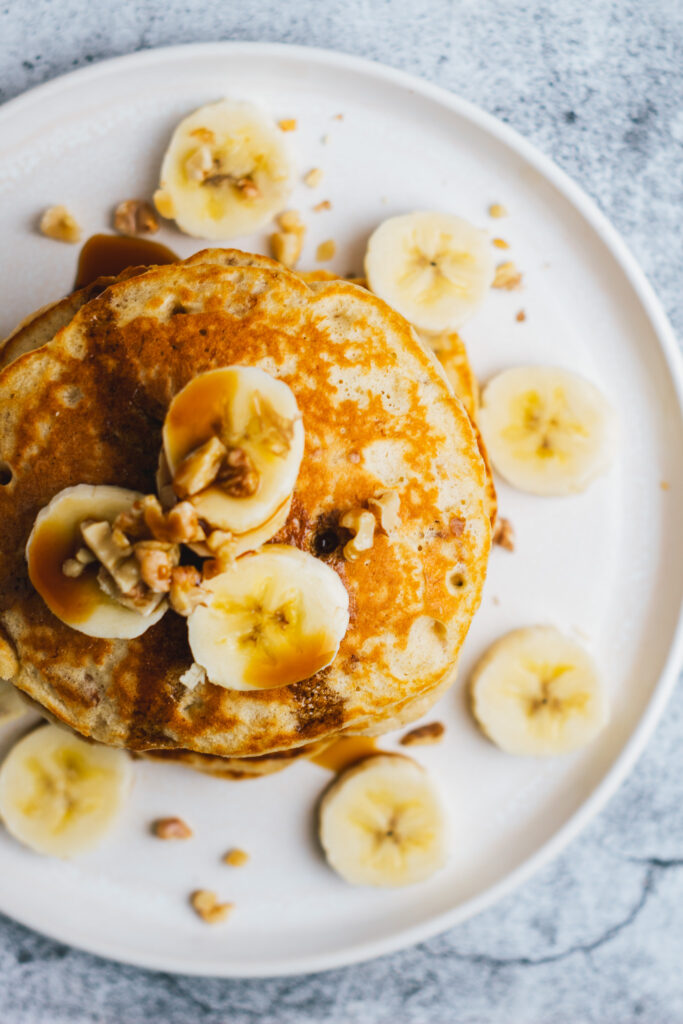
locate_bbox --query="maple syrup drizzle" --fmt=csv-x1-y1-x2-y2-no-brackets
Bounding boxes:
311,735,379,773
74,234,178,289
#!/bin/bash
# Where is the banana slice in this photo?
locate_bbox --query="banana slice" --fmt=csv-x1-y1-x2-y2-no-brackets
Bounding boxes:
155,99,294,239
187,545,349,690
26,484,167,639
365,212,494,332
478,366,617,496
470,626,609,756
318,754,448,887
163,366,304,537
0,681,27,726
0,724,133,857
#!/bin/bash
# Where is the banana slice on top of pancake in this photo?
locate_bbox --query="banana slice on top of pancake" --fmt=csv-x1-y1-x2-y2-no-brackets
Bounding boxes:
154,99,294,238
26,485,169,639
187,545,349,690
163,366,304,540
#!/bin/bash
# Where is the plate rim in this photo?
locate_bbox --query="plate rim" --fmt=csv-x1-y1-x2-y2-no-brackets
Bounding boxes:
1,39,682,978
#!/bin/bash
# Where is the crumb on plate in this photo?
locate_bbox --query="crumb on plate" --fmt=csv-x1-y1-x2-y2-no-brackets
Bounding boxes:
489,203,508,218
492,517,515,551
190,890,234,924
316,239,336,262
304,167,324,188
278,118,297,132
39,205,81,244
492,261,523,290
400,722,445,746
223,848,250,867
313,199,332,213
152,816,193,840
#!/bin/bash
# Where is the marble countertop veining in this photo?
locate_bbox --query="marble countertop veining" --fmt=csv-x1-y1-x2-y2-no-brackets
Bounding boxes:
0,1,682,1021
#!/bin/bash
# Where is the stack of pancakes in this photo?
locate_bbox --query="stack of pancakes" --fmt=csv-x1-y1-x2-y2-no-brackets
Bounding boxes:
0,249,491,779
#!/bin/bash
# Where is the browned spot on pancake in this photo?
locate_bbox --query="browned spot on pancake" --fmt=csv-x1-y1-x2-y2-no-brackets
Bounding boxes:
291,670,345,738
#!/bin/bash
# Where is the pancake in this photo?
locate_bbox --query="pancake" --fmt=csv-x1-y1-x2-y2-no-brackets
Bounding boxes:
0,270,147,371
0,254,490,756
144,737,331,779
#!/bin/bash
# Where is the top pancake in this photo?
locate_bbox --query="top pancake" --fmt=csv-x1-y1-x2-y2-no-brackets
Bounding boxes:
0,256,490,755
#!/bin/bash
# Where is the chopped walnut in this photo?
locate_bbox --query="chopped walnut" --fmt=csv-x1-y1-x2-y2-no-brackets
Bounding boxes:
190,126,215,144
492,516,515,552
169,566,206,616
316,239,336,262
81,520,134,582
173,436,228,499
400,722,445,746
223,848,250,867
190,890,233,925
278,209,304,233
492,261,523,290
152,817,193,839
39,205,81,244
340,509,376,561
216,447,260,497
185,145,214,182
492,237,509,249
75,547,96,565
449,516,466,537
516,309,526,322
489,203,508,218
246,392,295,457
278,118,297,132
113,199,159,236
304,167,324,188
368,491,400,533
153,190,175,220
313,199,332,212
139,495,206,544
134,541,180,593
0,632,19,680
270,229,304,269
96,566,164,615
179,662,207,689
62,558,85,578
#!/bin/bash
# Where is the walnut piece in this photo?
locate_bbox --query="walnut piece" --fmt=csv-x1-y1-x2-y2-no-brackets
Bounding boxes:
39,205,81,244
152,817,193,840
190,890,234,925
179,662,207,689
138,495,206,544
340,509,376,561
185,145,214,182
246,392,295,457
278,118,297,132
488,203,508,218
62,558,85,578
169,567,206,617
303,167,324,188
516,309,526,323
270,229,304,268
316,239,336,262
400,722,446,746
216,447,260,497
313,199,332,212
492,516,515,552
449,516,466,537
278,209,304,232
114,199,159,236
492,261,523,290
223,848,250,867
0,631,18,680
492,237,509,249
173,436,228,499
134,541,180,593
368,491,400,534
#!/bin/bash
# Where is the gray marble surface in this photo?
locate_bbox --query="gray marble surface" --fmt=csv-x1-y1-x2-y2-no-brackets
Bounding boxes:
1,1,682,1020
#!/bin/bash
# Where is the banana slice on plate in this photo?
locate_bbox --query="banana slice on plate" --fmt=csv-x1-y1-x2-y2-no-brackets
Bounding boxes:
187,545,349,690
163,366,304,538
26,484,168,639
318,754,448,887
470,626,609,756
478,366,617,496
365,211,494,332
0,724,133,858
154,98,294,239
0,681,27,726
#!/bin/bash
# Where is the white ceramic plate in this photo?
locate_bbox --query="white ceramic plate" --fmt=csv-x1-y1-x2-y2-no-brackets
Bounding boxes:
0,42,682,978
